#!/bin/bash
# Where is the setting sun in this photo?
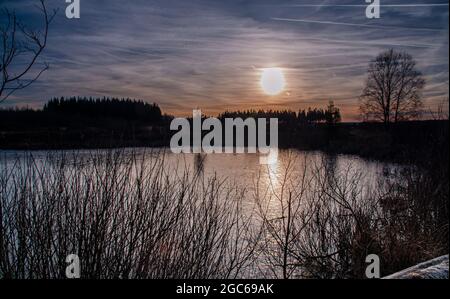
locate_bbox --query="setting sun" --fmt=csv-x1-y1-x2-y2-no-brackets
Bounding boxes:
260,68,286,96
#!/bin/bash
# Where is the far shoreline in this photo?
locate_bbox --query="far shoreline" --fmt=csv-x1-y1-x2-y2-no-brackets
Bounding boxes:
1,119,447,165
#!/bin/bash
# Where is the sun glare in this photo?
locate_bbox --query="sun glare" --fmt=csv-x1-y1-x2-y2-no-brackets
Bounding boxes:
260,68,286,96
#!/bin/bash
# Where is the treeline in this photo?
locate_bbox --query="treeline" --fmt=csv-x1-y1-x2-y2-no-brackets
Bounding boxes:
298,102,341,124
44,97,164,123
0,97,170,129
219,101,341,125
0,98,347,150
0,98,171,148
1,98,341,128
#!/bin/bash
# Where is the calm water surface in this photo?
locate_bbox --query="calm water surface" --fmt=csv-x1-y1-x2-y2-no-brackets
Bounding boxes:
0,148,400,199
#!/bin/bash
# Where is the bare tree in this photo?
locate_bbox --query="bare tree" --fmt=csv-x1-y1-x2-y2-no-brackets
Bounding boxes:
360,49,425,124
0,0,56,104
429,95,449,121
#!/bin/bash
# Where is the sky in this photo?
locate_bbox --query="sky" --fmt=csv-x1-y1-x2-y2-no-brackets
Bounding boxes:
1,0,449,120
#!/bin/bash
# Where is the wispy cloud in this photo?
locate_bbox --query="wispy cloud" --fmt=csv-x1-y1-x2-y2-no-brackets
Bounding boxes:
2,0,448,120
271,17,446,32
283,4,449,7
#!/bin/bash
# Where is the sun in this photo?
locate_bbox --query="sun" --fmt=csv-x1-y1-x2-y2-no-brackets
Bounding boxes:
260,68,286,96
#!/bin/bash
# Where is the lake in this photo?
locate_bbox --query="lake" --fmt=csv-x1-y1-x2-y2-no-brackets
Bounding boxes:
0,148,400,198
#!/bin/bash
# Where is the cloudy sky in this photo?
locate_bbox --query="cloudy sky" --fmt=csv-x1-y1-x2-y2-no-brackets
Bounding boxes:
2,0,449,120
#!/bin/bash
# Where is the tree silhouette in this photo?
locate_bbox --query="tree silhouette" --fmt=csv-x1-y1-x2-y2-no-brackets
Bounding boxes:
0,0,56,103
44,97,163,123
297,103,341,124
325,101,341,125
360,49,425,124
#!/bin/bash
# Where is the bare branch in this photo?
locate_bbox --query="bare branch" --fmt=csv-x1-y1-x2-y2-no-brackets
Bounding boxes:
0,0,57,104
